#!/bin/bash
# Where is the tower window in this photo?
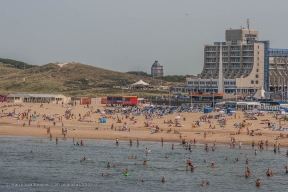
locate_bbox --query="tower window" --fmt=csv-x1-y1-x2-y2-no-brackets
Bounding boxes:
256,80,259,84
256,69,259,72
256,74,259,78
251,80,254,84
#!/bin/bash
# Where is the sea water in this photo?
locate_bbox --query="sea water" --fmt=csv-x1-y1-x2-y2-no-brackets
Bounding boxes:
0,135,287,192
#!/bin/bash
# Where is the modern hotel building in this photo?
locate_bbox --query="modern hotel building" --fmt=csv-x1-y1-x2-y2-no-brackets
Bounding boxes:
184,27,288,94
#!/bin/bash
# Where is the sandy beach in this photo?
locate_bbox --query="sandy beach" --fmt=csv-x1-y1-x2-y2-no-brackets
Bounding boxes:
1,102,288,147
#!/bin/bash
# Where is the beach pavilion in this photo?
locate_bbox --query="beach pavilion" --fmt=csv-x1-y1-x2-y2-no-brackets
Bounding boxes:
131,80,149,89
6,94,71,104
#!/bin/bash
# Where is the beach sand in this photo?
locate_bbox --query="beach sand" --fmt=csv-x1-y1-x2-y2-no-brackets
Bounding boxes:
1,102,288,147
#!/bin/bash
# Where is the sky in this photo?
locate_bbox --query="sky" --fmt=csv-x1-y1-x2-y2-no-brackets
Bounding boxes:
1,0,288,75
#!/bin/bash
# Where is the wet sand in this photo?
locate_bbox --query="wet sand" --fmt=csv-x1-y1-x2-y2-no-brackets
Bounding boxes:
1,103,288,146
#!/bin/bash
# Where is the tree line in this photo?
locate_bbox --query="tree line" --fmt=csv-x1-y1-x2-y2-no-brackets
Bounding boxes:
126,71,195,82
0,58,37,70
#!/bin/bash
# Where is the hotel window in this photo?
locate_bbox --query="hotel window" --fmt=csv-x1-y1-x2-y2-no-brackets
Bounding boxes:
258,45,259,49
256,80,259,84
251,80,254,84
257,57,259,61
256,69,259,72
258,51,259,55
257,63,259,66
256,74,259,78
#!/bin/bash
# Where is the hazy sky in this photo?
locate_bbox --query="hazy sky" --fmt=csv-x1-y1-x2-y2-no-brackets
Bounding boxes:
1,0,288,75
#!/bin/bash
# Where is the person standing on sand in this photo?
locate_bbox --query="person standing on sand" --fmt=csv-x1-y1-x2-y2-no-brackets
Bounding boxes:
204,132,207,139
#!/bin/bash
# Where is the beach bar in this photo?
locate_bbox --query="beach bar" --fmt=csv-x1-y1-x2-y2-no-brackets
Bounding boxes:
6,94,71,104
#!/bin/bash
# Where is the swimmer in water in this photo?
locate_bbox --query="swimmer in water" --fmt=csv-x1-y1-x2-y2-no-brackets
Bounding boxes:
123,168,128,174
211,161,216,168
128,155,134,159
255,150,257,155
141,179,144,182
245,171,250,178
107,162,110,168
225,157,228,160
255,179,261,187
285,166,288,174
246,158,249,164
266,168,273,176
80,157,86,162
200,181,205,186
246,167,251,174
162,177,166,183
165,155,169,159
206,180,210,185
116,138,119,145
187,158,192,166
143,160,147,165
204,159,207,163
30,150,34,153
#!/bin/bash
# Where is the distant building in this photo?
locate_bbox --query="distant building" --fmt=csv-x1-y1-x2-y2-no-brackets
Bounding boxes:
151,60,164,77
184,26,288,94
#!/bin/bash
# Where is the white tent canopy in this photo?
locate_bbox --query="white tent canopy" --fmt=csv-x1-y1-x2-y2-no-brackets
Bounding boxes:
131,80,149,86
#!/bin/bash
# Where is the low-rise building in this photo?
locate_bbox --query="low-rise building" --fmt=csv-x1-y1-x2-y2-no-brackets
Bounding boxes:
7,94,71,104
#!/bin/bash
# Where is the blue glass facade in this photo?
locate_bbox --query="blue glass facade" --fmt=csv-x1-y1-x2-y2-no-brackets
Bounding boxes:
258,41,270,91
268,48,288,57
